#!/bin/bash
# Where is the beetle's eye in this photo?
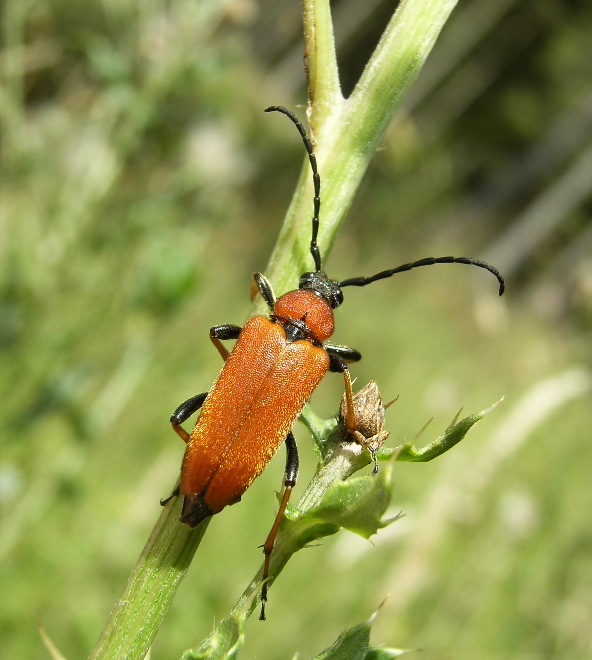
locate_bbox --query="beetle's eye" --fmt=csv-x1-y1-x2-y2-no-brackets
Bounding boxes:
299,272,314,289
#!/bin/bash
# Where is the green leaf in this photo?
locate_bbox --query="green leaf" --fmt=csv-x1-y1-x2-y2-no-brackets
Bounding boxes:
181,609,247,660
395,399,503,462
312,620,371,660
312,605,415,660
298,462,394,539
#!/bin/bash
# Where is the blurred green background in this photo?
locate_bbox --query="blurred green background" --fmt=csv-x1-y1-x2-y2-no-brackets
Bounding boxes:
1,0,592,658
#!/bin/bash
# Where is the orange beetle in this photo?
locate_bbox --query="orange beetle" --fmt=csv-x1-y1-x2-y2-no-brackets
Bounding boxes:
168,106,505,618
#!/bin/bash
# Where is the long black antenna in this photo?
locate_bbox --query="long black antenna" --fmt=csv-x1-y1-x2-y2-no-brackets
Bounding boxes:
340,256,505,296
265,106,322,272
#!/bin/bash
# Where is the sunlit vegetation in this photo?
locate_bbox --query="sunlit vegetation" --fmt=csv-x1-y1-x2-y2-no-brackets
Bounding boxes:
1,0,592,658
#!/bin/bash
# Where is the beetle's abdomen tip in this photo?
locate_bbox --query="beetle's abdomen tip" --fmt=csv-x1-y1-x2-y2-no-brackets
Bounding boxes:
180,494,213,528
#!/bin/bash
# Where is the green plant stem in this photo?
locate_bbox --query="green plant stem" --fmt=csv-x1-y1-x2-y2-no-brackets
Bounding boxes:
87,497,210,660
302,0,343,135
262,0,459,303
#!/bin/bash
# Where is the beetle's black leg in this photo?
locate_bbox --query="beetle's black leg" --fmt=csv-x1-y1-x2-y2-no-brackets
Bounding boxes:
160,484,180,506
283,430,299,486
170,392,208,443
260,430,299,620
252,272,276,311
325,343,362,364
164,391,209,505
330,355,379,473
210,324,242,361
173,325,241,440
173,326,240,440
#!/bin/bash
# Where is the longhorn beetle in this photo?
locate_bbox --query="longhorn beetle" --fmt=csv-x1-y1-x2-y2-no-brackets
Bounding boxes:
168,106,505,619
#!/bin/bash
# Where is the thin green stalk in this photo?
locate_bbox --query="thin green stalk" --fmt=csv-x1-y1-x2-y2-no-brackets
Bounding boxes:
302,0,343,135
263,0,458,300
87,497,210,660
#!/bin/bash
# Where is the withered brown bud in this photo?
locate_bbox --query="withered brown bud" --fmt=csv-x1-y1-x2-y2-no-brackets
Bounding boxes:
337,380,393,454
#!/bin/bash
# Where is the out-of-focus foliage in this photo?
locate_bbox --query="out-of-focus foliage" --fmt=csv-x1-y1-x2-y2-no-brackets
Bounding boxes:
1,0,591,659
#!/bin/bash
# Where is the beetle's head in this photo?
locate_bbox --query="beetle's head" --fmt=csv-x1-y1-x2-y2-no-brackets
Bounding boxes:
299,271,344,309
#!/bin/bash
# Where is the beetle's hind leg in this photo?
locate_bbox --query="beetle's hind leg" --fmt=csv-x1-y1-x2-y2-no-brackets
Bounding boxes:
170,392,208,443
164,325,242,508
162,392,209,506
260,430,299,620
210,324,242,361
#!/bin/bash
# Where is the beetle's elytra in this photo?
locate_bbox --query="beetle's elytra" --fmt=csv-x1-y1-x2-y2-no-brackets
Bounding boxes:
166,106,505,619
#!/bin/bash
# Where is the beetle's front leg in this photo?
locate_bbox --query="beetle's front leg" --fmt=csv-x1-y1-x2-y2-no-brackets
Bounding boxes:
252,272,276,310
329,352,379,474
325,342,362,364
260,430,298,620
210,324,242,361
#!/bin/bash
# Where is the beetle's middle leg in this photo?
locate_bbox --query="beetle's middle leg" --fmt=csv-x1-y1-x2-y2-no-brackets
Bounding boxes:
210,324,242,361
164,325,242,506
260,430,299,620
328,350,379,474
